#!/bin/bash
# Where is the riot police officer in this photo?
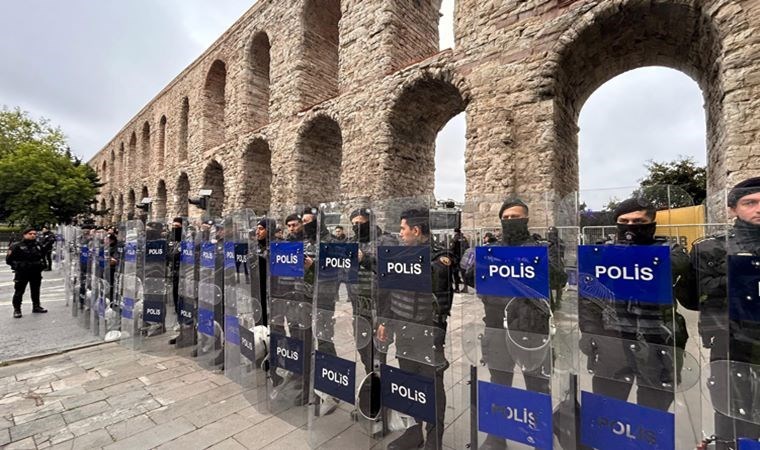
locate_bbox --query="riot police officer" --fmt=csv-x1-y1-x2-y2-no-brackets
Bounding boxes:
579,197,692,412
466,198,566,450
169,218,183,328
6,228,48,318
691,177,760,449
376,209,454,450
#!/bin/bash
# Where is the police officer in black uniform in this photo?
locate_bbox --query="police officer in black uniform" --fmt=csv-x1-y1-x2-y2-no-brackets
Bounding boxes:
169,217,183,327
466,198,566,450
579,197,692,413
7,228,48,318
691,177,760,449
376,209,454,450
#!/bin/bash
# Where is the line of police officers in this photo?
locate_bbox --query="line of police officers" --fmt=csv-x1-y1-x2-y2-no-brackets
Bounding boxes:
59,176,760,450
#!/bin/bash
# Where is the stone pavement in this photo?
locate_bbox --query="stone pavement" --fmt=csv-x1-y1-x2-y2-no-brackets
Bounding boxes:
0,260,99,362
0,343,313,450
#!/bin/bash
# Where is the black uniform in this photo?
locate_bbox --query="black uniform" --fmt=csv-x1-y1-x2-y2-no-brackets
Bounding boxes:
38,231,56,270
580,237,691,412
6,238,46,312
691,219,760,448
379,239,454,447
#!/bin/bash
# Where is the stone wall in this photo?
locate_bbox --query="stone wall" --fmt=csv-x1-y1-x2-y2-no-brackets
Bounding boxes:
90,0,760,223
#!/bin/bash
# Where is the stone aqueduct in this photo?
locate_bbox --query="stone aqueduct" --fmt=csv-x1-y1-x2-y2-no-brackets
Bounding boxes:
89,0,760,224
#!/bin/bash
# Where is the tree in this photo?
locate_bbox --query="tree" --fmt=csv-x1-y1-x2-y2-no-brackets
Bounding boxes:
0,108,100,226
638,156,706,206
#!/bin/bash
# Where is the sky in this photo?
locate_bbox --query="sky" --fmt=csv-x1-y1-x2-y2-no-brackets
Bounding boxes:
0,1,706,206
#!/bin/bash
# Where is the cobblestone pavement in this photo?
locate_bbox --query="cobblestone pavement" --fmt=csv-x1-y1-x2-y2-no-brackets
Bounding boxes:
0,343,315,450
0,260,99,362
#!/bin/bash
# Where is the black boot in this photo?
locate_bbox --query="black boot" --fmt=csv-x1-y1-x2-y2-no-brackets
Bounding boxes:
13,309,22,318
32,306,48,313
388,424,424,450
478,434,507,450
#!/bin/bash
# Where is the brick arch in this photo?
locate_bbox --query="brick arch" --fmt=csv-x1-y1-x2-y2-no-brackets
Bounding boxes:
116,194,124,223
109,149,115,185
118,142,125,185
202,60,227,151
179,97,190,162
247,31,271,128
300,0,341,108
240,137,272,213
382,70,468,198
202,160,225,216
294,114,343,204
543,0,728,205
108,195,115,224
141,121,151,174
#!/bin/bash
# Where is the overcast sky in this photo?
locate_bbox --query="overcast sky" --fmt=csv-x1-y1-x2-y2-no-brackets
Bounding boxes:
0,1,706,206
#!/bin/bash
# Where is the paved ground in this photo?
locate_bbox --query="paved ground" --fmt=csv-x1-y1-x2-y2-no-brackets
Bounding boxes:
0,258,99,362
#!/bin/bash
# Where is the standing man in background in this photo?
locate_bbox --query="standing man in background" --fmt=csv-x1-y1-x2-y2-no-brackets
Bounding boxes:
38,226,56,271
6,228,48,318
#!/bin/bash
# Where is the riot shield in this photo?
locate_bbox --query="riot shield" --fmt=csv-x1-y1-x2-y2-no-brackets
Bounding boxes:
458,193,576,450
103,226,123,341
78,228,93,329
372,197,459,450
564,186,702,449
307,200,384,448
175,219,199,352
64,226,80,316
223,210,260,384
134,220,173,353
698,183,760,449
54,227,64,272
120,220,144,348
196,218,225,371
265,205,312,425
91,230,106,336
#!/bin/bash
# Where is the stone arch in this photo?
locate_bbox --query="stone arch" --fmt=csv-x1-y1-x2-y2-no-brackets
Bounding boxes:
141,121,151,174
203,60,227,150
109,149,115,183
295,114,342,204
300,0,340,108
240,138,272,212
101,160,107,183
116,194,123,223
158,115,167,171
179,97,189,162
202,160,225,216
248,31,271,128
544,0,725,201
127,189,136,220
128,132,137,177
175,172,190,217
118,142,125,184
108,195,115,224
155,179,167,221
383,72,468,198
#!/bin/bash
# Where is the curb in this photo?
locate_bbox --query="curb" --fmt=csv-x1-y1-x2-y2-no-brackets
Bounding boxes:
0,340,112,367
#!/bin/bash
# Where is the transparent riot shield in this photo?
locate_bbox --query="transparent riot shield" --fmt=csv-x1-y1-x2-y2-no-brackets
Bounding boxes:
562,185,702,449
175,219,199,353
372,197,459,450
64,226,80,316
223,210,259,384
120,220,144,348
196,218,225,371
78,228,93,329
103,227,123,341
459,193,576,450
135,220,173,353
697,184,760,449
90,230,106,337
54,227,64,272
307,200,384,448
265,205,312,425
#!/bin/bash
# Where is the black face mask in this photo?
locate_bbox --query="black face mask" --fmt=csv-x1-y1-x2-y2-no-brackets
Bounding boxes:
735,219,760,247
501,218,530,244
353,222,371,242
173,228,182,241
616,222,656,245
303,220,317,240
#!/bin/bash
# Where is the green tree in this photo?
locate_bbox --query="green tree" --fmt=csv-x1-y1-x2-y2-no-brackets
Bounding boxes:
0,108,101,226
638,156,706,206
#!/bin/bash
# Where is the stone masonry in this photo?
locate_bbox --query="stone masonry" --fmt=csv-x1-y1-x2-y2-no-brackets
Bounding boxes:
89,0,760,223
